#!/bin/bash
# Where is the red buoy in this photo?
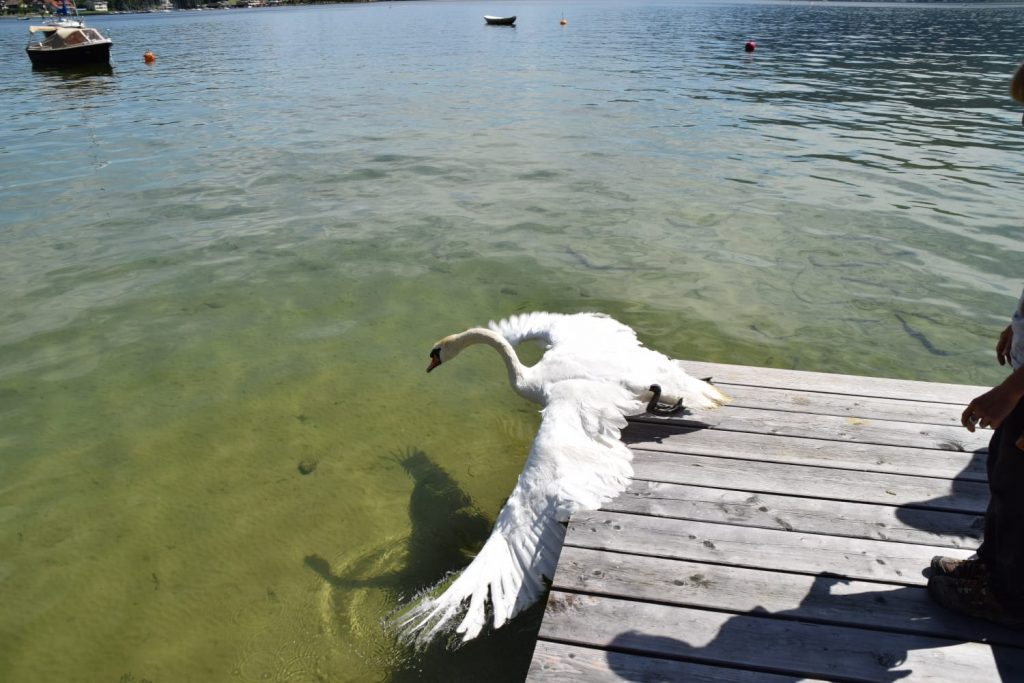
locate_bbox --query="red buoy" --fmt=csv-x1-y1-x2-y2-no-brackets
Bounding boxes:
744,40,756,53
144,51,156,63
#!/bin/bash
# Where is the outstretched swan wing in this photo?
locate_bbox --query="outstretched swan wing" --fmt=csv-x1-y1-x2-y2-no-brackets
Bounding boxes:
489,311,639,350
396,379,644,646
487,311,562,348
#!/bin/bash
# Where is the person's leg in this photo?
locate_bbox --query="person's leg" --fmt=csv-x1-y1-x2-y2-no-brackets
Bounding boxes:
971,426,1003,567
930,428,999,578
927,398,1024,627
984,397,1024,613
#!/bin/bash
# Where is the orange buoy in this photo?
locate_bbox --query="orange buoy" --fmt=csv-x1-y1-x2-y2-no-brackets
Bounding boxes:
143,51,156,63
744,40,756,53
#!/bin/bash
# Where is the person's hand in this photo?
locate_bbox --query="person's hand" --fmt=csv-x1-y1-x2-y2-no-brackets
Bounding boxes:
997,325,1013,366
962,384,1020,432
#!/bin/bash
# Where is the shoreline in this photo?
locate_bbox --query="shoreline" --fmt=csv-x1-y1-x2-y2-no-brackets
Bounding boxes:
0,1,383,20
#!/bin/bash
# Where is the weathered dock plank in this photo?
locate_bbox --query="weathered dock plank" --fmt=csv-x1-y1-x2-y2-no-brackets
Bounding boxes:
552,546,1024,648
567,510,962,586
528,640,827,683
526,361,1015,682
608,480,982,548
708,383,969,426
635,404,989,452
631,450,988,513
537,592,1024,681
680,360,989,404
623,421,986,481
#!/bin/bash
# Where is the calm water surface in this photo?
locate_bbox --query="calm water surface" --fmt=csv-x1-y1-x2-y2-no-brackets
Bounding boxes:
1,1,1023,681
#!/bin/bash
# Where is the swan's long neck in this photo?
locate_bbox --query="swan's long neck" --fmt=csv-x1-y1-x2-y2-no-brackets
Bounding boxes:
454,328,527,391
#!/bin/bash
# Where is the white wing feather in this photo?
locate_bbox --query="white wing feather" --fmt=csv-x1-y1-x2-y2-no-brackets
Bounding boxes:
397,380,644,645
487,311,562,348
489,311,638,349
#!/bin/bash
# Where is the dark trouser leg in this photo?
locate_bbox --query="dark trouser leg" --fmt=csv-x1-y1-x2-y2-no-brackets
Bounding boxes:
977,397,1024,614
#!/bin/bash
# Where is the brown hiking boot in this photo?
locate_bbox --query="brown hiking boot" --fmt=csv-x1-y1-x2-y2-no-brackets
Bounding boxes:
927,574,1024,629
930,555,987,580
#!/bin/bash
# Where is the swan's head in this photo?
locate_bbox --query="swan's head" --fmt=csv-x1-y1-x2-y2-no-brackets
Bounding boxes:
426,346,443,373
427,329,496,373
426,334,463,373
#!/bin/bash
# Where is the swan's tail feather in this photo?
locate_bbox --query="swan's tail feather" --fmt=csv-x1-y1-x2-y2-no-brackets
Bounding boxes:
674,367,730,411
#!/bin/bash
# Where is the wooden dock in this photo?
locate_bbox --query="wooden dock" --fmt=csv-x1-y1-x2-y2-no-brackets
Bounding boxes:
526,361,1024,682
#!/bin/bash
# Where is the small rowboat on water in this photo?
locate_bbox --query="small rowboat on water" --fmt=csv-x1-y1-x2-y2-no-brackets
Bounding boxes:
26,24,112,67
484,15,516,26
25,0,111,68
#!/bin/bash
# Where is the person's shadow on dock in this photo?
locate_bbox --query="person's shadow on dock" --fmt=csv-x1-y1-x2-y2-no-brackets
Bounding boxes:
303,448,543,682
604,572,1024,681
894,444,987,550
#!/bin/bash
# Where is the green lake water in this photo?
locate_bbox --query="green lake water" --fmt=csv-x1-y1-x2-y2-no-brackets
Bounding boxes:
1,1,1023,681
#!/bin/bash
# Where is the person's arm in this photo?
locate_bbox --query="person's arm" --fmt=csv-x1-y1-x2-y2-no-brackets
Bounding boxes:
962,366,1024,448
997,324,1013,366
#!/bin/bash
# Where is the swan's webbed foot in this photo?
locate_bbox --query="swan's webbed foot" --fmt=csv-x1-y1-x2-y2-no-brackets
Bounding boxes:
647,384,685,416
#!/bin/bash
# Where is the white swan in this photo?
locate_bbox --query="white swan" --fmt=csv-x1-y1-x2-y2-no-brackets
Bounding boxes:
397,311,728,645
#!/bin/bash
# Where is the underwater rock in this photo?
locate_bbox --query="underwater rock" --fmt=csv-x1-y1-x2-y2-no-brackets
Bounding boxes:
298,459,318,475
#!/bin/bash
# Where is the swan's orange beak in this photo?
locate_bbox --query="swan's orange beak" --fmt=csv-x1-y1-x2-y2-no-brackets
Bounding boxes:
427,348,442,373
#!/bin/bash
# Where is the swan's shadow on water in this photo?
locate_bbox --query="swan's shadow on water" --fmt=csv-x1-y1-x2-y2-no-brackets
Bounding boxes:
305,449,491,592
304,448,543,682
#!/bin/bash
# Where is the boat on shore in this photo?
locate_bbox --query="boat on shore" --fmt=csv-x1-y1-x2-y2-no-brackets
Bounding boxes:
484,15,516,26
25,1,111,68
